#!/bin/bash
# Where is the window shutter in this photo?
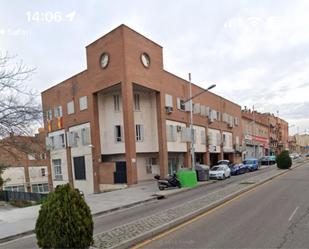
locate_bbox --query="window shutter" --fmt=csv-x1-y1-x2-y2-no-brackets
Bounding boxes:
193,103,200,114
165,94,173,107
176,98,181,109
201,130,206,144
81,127,90,145
45,137,52,150
184,102,191,112
216,133,221,146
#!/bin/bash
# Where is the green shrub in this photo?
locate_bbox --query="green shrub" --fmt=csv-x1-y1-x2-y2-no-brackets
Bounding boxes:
276,150,292,169
35,184,93,249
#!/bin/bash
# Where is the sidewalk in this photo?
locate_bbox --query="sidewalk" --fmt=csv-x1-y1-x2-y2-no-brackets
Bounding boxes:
0,159,305,243
0,178,212,242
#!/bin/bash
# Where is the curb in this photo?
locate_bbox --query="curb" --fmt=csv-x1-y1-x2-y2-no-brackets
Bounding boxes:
0,160,307,245
108,160,308,249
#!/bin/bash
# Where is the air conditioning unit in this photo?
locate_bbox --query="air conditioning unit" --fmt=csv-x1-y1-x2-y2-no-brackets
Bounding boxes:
165,106,173,114
228,122,234,128
176,125,182,132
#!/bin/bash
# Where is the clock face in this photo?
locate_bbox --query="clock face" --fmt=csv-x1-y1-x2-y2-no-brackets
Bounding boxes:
141,53,150,68
100,53,109,69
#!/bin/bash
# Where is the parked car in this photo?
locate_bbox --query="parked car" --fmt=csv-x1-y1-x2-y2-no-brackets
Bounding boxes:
229,163,240,175
260,156,276,165
243,158,259,171
209,165,231,180
229,163,249,175
306,153,309,157
217,160,231,166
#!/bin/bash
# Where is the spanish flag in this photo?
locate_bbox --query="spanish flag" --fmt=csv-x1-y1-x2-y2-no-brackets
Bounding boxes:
47,120,52,132
57,117,63,129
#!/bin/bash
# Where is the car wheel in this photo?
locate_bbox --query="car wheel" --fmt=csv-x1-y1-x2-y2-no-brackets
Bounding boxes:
159,186,164,191
222,174,226,180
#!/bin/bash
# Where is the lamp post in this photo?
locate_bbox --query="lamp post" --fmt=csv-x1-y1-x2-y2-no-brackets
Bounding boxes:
183,73,216,171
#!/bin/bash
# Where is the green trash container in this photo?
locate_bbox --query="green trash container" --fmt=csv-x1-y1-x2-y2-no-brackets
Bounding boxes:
177,168,198,188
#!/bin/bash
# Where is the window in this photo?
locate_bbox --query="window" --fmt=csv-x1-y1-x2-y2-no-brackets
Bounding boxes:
54,106,62,118
134,94,140,111
67,131,78,147
53,159,62,181
67,101,75,115
73,156,86,180
113,95,120,112
201,130,206,145
79,96,88,111
166,125,177,142
223,134,227,146
41,168,46,177
81,127,91,145
40,153,46,160
177,98,186,111
32,183,49,193
4,185,25,192
136,124,144,141
114,125,123,142
46,109,52,120
59,134,66,148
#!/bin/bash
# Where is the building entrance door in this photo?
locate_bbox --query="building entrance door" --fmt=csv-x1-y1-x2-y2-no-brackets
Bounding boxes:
114,161,127,184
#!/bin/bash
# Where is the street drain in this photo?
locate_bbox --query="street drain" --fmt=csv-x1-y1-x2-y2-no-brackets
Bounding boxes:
239,181,256,185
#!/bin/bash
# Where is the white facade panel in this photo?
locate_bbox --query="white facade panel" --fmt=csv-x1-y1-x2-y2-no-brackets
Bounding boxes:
166,120,187,152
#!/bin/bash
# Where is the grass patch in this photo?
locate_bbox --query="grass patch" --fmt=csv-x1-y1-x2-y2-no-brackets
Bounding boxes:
9,200,36,208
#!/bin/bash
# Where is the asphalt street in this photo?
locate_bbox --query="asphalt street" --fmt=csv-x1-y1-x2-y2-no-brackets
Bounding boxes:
0,165,278,249
140,163,309,249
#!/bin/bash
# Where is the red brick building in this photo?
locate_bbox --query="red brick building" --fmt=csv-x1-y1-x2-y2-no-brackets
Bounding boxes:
0,130,49,193
42,25,243,194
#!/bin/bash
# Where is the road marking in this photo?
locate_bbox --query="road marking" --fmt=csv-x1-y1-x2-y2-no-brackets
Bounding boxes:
132,164,305,249
288,206,299,222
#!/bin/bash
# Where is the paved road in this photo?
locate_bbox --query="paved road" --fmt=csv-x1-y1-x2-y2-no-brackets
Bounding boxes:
0,166,276,249
140,163,309,249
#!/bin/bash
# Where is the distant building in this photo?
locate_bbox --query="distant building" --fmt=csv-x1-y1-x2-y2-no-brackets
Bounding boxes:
241,109,269,159
0,130,49,193
241,108,289,158
41,25,243,194
289,134,309,154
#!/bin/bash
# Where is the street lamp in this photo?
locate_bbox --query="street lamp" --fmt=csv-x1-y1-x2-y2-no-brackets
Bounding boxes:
183,73,216,171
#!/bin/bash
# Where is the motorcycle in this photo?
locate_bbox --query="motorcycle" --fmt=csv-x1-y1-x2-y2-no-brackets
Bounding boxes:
154,174,181,190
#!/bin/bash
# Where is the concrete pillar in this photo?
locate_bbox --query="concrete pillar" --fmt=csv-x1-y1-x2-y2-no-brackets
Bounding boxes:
156,92,168,177
121,81,137,185
66,146,74,188
46,151,53,192
24,155,31,192
90,93,102,193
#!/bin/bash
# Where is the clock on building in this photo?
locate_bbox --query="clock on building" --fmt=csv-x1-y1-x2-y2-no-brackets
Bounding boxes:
141,53,150,68
100,53,109,69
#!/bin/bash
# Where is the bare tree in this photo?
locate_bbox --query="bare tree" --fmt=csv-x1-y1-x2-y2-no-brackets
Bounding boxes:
0,52,41,138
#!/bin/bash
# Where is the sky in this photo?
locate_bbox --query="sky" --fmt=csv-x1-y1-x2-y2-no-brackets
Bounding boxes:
1,0,309,135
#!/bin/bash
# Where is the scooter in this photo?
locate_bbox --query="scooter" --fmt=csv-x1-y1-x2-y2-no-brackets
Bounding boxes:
154,174,181,190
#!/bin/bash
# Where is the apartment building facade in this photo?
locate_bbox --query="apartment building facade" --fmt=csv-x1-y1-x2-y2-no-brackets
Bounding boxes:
41,25,242,194
0,130,49,193
241,109,269,158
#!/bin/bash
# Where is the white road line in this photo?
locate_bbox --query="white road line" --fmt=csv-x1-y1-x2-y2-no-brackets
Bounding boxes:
288,206,299,222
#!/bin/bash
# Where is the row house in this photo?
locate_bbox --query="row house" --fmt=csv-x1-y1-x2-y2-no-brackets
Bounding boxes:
241,109,269,158
0,130,49,193
260,113,289,155
289,134,309,154
242,108,289,157
41,25,242,194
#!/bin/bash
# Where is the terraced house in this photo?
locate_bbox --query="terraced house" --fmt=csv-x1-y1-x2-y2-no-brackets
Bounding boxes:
42,25,242,194
0,130,49,193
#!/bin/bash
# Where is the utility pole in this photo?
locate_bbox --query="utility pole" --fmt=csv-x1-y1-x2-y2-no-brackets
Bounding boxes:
253,105,257,158
188,73,196,171
183,74,216,171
